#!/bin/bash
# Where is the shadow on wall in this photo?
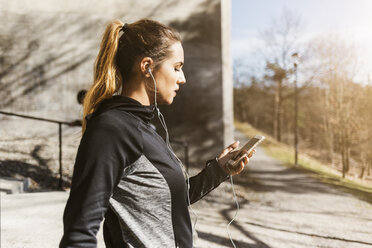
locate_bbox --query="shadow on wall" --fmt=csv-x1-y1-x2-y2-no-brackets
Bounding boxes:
0,13,97,111
0,0,225,186
0,0,220,111
0,12,107,190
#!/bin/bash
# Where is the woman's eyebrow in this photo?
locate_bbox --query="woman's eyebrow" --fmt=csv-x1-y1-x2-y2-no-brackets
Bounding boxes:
174,61,184,66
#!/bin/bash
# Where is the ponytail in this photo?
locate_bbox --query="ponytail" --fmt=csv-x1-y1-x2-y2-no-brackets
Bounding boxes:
82,19,124,133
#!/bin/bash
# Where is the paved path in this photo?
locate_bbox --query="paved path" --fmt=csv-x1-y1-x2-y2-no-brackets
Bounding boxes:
192,130,372,247
1,191,105,247
1,130,372,248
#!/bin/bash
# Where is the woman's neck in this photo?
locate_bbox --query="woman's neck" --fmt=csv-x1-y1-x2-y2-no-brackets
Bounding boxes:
122,78,151,106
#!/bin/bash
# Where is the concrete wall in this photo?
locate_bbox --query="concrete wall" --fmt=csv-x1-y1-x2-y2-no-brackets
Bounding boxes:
0,0,232,177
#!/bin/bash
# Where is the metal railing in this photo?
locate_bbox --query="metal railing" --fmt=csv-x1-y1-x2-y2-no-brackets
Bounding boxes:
0,110,71,189
0,110,189,190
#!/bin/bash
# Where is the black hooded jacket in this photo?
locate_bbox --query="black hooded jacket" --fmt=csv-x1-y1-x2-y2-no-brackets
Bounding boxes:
59,95,229,248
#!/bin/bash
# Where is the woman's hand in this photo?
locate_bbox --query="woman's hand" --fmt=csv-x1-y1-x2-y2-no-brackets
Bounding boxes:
217,141,256,176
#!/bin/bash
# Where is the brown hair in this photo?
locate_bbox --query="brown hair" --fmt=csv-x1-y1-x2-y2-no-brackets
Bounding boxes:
82,19,181,132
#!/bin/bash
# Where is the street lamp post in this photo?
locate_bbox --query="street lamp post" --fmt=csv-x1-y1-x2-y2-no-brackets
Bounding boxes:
291,53,300,167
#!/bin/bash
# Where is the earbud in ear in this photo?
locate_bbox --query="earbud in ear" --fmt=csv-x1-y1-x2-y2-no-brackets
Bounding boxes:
147,67,152,73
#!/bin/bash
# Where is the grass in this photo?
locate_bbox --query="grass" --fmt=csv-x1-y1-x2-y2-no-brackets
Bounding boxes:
234,120,372,195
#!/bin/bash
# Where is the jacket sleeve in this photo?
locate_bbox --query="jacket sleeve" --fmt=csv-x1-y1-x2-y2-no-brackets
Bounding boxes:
59,118,142,248
187,157,229,205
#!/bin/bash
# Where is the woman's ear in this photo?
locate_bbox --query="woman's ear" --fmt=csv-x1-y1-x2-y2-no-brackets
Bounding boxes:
140,57,154,77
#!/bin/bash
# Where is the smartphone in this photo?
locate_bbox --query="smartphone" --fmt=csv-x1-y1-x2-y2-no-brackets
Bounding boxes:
228,135,265,167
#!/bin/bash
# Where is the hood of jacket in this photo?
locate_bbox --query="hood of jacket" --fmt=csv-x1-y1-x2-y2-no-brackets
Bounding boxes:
86,95,156,123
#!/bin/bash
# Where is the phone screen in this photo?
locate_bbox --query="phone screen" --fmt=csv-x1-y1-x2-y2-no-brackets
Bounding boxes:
233,137,263,160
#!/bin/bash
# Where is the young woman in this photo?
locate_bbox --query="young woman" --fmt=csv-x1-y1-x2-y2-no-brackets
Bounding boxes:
60,19,253,248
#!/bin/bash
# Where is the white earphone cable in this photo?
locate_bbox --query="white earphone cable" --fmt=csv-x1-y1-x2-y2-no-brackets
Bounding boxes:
149,68,241,247
149,69,199,240
226,168,239,248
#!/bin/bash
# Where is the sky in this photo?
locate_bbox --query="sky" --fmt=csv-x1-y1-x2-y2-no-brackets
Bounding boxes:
231,0,372,83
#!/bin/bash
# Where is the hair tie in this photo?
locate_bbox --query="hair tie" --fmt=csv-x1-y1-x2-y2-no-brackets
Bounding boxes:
120,23,128,33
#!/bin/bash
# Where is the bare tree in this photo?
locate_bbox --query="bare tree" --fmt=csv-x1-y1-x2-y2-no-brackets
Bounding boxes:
264,62,286,141
260,8,303,141
311,35,360,178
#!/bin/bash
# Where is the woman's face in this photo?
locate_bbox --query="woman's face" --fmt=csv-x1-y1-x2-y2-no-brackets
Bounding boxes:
153,42,186,104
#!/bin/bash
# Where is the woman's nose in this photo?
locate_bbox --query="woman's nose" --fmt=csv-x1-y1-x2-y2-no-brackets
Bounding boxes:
178,72,186,84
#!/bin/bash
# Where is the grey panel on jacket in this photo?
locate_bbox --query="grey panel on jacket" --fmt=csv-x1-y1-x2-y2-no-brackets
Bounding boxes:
109,154,175,247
